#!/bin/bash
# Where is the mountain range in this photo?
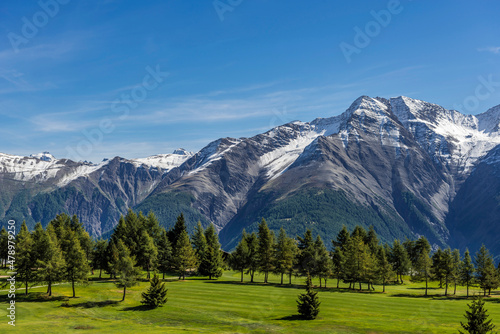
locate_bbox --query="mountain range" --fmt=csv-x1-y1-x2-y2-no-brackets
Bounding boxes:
2,96,500,255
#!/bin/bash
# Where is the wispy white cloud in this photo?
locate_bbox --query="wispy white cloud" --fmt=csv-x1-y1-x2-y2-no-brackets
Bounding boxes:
478,46,500,54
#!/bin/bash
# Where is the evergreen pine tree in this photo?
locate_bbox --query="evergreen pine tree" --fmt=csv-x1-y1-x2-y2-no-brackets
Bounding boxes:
157,229,173,279
168,213,187,247
331,246,345,289
245,232,259,283
106,239,120,279
192,221,207,269
390,240,411,284
314,236,332,288
432,248,446,288
141,273,168,308
475,245,499,296
138,229,158,279
16,222,34,295
173,229,197,280
64,230,90,298
459,297,496,334
297,229,316,276
460,249,475,298
257,218,274,283
333,225,350,252
413,246,432,296
35,227,65,296
199,224,224,279
92,239,108,279
114,239,140,301
376,246,394,293
297,274,321,320
273,228,295,285
230,230,250,282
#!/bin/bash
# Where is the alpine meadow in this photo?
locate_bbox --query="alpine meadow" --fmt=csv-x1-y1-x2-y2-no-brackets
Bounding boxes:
2,1,500,333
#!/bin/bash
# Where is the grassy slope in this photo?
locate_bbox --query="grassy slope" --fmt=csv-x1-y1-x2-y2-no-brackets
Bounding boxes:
1,271,500,333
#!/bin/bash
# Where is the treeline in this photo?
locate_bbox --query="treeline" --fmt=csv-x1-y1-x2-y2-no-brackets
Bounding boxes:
230,221,500,297
0,209,225,299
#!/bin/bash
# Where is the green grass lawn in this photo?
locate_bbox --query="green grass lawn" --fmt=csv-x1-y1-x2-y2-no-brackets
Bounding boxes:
1,270,499,333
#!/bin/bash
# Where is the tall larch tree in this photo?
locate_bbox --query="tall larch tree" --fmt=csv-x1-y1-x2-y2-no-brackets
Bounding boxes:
245,232,259,283
200,224,224,280
64,230,90,298
314,236,332,288
115,239,140,301
460,249,475,298
192,222,208,271
173,229,197,280
273,228,295,285
157,229,173,279
138,229,158,279
257,218,274,283
230,230,250,282
35,226,65,296
16,221,34,295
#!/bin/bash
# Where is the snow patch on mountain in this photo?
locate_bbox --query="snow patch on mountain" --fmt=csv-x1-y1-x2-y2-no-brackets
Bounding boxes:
0,152,65,182
131,149,193,172
57,161,110,187
390,96,500,173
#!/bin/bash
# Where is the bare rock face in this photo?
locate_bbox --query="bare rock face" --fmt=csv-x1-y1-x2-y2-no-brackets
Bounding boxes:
1,96,500,253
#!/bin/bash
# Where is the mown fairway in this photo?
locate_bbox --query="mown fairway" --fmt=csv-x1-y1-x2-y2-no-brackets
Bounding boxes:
1,270,499,333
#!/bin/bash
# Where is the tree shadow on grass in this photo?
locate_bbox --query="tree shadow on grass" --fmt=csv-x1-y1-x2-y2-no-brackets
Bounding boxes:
0,292,69,303
122,305,156,311
203,280,303,290
204,280,387,295
61,300,120,308
277,314,306,321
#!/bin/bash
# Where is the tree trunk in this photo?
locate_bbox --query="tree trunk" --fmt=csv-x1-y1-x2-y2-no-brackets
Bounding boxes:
324,278,327,288
48,281,52,297
250,270,254,283
280,273,283,285
359,282,361,291
454,282,457,295
99,268,102,279
319,278,322,288
122,286,126,301
147,264,150,279
383,282,386,293
241,270,244,283
444,277,448,296
289,272,292,285
425,276,428,297
72,279,76,298
163,272,165,279
337,277,340,289
466,282,469,298
25,280,28,295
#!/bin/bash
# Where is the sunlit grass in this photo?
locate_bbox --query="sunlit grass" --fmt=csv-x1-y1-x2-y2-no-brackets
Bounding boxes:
1,270,499,333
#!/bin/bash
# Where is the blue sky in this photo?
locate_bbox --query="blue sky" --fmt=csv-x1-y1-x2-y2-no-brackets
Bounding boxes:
1,0,499,162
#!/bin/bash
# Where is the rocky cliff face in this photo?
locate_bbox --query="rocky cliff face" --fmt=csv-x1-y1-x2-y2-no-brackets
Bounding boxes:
1,96,500,253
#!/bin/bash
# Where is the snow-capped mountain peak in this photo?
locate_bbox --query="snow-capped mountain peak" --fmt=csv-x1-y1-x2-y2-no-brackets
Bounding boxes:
30,152,56,162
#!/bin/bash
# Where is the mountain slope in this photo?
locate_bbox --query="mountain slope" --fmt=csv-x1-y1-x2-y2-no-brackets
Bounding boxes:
2,95,500,254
